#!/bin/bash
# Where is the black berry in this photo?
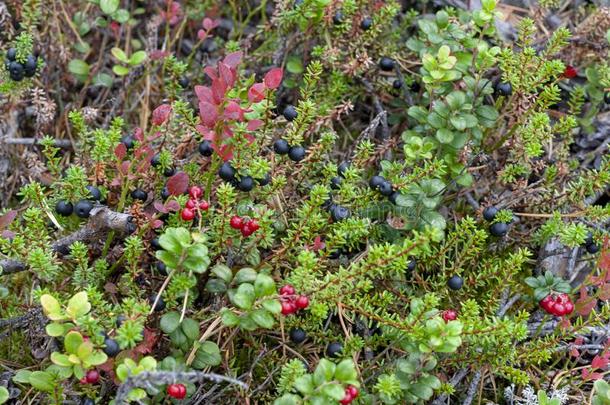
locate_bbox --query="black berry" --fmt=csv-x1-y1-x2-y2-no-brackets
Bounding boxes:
378,181,393,196
121,135,135,149
326,341,343,357
495,82,512,97
288,146,306,162
273,139,290,155
116,315,126,328
6,48,17,61
360,17,373,30
103,337,120,357
81,398,95,405
332,11,343,25
337,161,350,177
9,61,24,81
131,189,148,201
331,205,350,222
369,175,385,189
151,153,161,167
447,275,463,290
483,206,498,222
164,167,176,177
149,295,166,312
330,176,342,190
237,176,254,192
586,243,600,254
74,200,93,218
379,57,395,71
151,238,162,250
86,185,102,201
257,172,272,186
199,140,213,157
283,105,298,121
24,55,37,77
55,200,73,216
388,191,402,205
489,222,509,237
156,262,167,275
289,327,307,344
392,79,402,89
218,162,237,181
178,76,189,88
161,187,171,200
407,259,416,272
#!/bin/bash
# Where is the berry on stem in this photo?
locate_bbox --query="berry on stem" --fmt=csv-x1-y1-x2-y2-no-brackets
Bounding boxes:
448,275,463,290
295,295,309,309
55,200,73,216
283,105,298,121
489,222,509,237
131,188,148,201
494,82,512,97
85,369,100,384
86,185,102,201
442,309,458,322
379,57,395,71
279,285,295,295
218,162,236,182
360,16,372,30
288,146,306,162
189,186,203,199
237,176,254,192
289,327,307,344
167,383,187,399
199,140,213,156
181,208,195,221
75,200,93,218
483,206,498,221
273,139,290,155
103,338,120,357
230,215,244,229
326,341,343,357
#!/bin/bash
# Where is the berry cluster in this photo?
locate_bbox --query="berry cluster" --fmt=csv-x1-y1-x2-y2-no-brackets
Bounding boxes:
582,232,600,254
55,185,105,219
167,383,187,399
4,48,38,81
218,162,271,192
229,215,260,237
279,284,309,315
540,293,574,317
369,175,401,204
273,139,306,162
80,369,100,385
339,385,359,405
180,186,210,221
483,206,510,237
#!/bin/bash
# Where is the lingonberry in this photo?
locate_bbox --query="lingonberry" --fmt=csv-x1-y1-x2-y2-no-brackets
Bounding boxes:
360,16,372,30
241,222,255,237
442,309,458,322
85,369,100,384
185,199,196,209
55,200,73,216
490,222,509,237
289,327,307,344
230,215,244,229
273,139,290,154
279,285,295,296
283,105,298,121
75,200,94,218
494,82,512,97
325,341,343,357
103,337,120,357
237,176,254,192
340,385,359,404
379,57,395,71
563,65,577,79
288,145,306,162
483,206,498,221
199,140,213,156
86,185,102,201
447,275,463,290
218,162,236,181
248,219,260,232
199,200,210,211
295,295,309,309
167,383,187,399
189,186,203,199
131,188,148,201
181,208,195,221
281,301,297,315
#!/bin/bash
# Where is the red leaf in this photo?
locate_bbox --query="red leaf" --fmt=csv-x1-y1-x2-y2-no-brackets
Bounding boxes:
591,355,609,370
152,104,172,125
119,161,131,175
152,219,164,229
197,29,208,41
211,77,227,104
264,67,283,89
167,172,189,196
202,17,219,31
133,328,158,355
114,143,127,161
219,63,236,88
149,50,170,60
576,286,597,316
224,100,244,121
599,283,610,301
247,119,263,131
153,201,168,213
133,128,144,141
570,347,580,358
223,51,243,68
1,230,15,239
0,210,17,230
199,102,218,127
248,82,266,103
165,200,181,211
204,66,218,80
194,85,213,103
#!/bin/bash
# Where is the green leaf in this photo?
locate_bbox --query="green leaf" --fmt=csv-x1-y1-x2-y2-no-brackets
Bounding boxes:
232,283,255,310
234,268,257,284
111,47,129,63
160,311,181,334
254,273,275,297
183,244,210,273
50,352,72,367
435,128,454,144
112,65,130,76
205,279,227,293
93,72,114,87
192,341,222,368
0,386,8,404
181,318,200,341
100,0,119,15
245,248,261,266
274,394,301,405
74,41,91,54
262,299,282,314
87,351,108,366
322,383,345,401
64,331,84,355
13,370,32,384
66,291,90,319
220,309,240,327
29,371,55,392
251,309,275,329
41,294,62,318
156,250,180,269
286,57,304,74
128,50,147,66
159,227,190,254
211,264,233,283
45,322,65,337
335,359,357,382
410,382,434,400
313,359,336,386
293,374,315,395
113,9,130,23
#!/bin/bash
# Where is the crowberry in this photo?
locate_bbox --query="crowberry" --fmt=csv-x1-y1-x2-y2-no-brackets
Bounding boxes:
494,82,512,96
103,338,120,357
288,146,306,162
55,200,73,216
483,206,498,221
289,328,307,344
218,162,236,181
283,105,298,121
198,140,213,156
131,188,148,201
489,222,508,237
360,16,372,30
273,139,290,154
237,176,254,192
75,200,93,218
447,275,463,290
379,57,395,71
325,341,343,357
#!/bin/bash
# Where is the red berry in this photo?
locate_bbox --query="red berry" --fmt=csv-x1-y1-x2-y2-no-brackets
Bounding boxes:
563,65,577,79
80,376,88,384
340,388,354,405
189,186,202,199
85,369,100,384
556,293,569,304
279,285,295,296
540,295,553,312
167,383,187,399
564,301,574,315
553,303,566,316
248,219,260,232
281,301,297,315
185,199,196,209
442,309,457,322
229,215,243,229
295,295,309,310
241,222,254,237
181,208,195,221
347,385,359,398
199,200,209,210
